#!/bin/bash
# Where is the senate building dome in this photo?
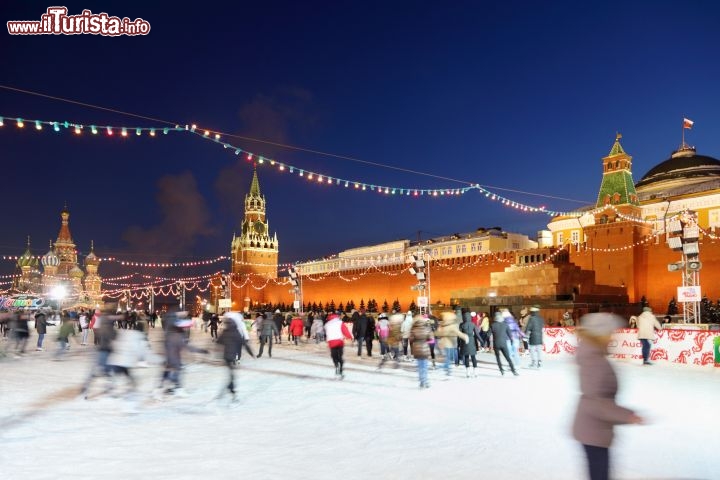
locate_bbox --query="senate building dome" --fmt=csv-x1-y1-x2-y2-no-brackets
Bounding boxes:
635,146,720,201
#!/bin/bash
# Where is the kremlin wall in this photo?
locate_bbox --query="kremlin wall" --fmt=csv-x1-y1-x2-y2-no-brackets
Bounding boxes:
222,135,720,324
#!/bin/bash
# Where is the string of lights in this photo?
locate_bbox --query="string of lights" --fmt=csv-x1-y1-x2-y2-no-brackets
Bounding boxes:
0,114,584,216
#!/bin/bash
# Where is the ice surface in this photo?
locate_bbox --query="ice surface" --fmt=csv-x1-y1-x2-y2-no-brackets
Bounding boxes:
1,327,717,480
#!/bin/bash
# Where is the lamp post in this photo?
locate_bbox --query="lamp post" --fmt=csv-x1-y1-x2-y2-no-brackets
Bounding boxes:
666,211,702,323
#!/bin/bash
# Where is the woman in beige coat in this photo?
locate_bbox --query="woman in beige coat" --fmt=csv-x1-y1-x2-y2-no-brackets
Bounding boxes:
572,313,644,480
434,312,468,378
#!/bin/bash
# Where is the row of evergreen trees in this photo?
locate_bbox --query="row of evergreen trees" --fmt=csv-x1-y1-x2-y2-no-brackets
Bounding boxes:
259,299,417,314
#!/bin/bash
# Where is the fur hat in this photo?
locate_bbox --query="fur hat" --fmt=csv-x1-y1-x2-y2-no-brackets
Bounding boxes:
579,313,622,337
530,305,540,312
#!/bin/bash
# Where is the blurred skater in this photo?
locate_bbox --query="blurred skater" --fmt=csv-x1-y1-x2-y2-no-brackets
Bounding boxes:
573,313,644,480
378,313,403,370
216,312,256,401
79,311,120,399
156,311,209,397
409,314,433,388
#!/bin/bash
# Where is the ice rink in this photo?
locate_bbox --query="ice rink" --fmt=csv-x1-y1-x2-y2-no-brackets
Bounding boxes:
1,327,716,480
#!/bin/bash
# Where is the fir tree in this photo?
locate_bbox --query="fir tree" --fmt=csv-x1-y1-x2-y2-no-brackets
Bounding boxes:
338,302,344,313
359,299,365,311
392,298,401,312
328,300,336,312
382,300,389,313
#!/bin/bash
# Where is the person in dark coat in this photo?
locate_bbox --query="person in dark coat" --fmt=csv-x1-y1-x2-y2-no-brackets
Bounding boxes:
272,310,284,344
573,313,644,480
155,312,209,396
524,306,545,368
209,313,220,341
216,313,255,401
79,312,119,399
363,313,376,357
12,311,30,357
352,309,371,357
490,312,518,376
459,313,481,377
34,310,51,351
257,312,278,358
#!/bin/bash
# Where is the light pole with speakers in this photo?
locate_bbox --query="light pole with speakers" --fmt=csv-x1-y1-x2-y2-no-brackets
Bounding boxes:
666,211,702,323
409,249,431,315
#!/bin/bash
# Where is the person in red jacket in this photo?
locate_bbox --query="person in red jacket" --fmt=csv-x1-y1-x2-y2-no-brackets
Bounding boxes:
289,315,305,345
324,313,353,379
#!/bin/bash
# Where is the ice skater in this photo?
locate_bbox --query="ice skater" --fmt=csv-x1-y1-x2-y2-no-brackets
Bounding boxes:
156,311,209,397
409,314,433,388
573,313,644,480
324,312,352,379
216,312,256,401
490,312,518,376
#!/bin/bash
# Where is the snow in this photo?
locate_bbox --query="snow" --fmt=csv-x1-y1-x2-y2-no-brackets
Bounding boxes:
1,327,717,480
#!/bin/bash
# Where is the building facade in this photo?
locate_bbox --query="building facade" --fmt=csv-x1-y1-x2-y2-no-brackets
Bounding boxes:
227,169,279,311
12,206,103,309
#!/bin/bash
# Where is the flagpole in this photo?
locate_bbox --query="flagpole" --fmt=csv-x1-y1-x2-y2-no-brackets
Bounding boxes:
682,118,685,148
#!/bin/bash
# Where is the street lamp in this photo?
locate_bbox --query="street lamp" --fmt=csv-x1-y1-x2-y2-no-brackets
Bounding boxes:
50,284,67,309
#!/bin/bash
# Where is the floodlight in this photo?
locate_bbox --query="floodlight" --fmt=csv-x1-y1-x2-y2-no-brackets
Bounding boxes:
416,272,426,281
409,267,418,275
667,236,683,251
667,219,683,234
683,225,699,241
682,242,699,256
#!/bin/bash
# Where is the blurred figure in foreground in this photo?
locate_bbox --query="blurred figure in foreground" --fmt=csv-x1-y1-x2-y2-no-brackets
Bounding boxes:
105,323,147,397
378,313,403,370
156,311,209,397
435,311,468,378
409,314,433,388
572,313,644,480
79,311,120,399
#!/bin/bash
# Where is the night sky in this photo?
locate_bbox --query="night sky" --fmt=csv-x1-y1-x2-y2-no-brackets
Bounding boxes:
2,1,720,280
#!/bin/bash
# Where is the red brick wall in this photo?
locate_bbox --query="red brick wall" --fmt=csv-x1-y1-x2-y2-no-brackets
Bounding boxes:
232,236,720,315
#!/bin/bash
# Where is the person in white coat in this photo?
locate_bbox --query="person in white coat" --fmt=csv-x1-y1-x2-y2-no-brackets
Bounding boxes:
400,311,414,360
106,325,147,395
636,307,662,365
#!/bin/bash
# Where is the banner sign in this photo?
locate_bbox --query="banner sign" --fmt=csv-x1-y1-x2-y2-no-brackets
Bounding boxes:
541,327,719,367
677,286,702,302
0,295,45,310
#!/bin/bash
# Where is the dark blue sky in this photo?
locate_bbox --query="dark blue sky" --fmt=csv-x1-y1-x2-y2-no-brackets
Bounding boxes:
2,1,720,279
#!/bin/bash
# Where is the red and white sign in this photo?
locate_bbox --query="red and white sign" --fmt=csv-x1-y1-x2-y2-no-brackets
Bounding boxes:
541,327,719,367
677,286,702,302
417,296,428,308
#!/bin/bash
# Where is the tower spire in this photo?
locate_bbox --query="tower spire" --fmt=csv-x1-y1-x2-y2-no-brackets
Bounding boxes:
249,168,261,196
